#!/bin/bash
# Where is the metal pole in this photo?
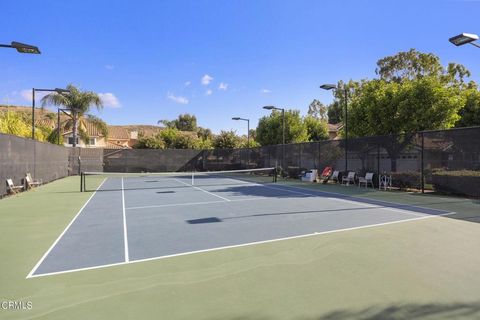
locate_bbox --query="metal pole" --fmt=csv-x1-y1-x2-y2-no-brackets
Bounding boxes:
247,119,250,166
344,88,348,172
282,108,285,172
57,108,60,145
247,119,250,148
31,88,35,139
421,132,425,194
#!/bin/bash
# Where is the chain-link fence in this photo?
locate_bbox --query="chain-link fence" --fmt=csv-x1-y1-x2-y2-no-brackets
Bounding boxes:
98,126,480,197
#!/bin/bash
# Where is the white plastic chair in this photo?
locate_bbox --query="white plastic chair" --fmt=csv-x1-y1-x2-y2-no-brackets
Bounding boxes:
342,171,356,186
358,172,374,188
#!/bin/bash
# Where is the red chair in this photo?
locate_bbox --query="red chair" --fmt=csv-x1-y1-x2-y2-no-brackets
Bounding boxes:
320,166,333,184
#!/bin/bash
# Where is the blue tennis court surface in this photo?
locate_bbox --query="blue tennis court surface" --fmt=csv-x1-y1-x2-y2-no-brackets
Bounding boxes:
28,175,451,278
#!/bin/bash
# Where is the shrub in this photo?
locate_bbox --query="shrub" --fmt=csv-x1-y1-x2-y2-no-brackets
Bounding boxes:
432,170,480,197
390,171,422,190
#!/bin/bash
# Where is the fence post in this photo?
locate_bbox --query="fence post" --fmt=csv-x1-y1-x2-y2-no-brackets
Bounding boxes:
421,132,425,194
377,143,380,189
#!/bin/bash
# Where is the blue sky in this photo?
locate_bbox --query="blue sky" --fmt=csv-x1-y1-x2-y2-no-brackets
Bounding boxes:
1,0,479,134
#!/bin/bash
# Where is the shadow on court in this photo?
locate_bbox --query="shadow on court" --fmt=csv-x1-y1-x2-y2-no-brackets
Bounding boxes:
210,301,480,320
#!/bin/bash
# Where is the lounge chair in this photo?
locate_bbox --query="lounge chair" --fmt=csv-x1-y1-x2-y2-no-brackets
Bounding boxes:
358,172,374,188
25,173,42,189
342,171,356,186
6,179,24,194
319,167,333,184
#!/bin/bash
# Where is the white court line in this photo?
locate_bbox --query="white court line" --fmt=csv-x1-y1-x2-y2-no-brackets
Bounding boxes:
26,212,454,279
274,183,453,215
329,197,427,218
126,197,271,211
174,178,231,201
26,178,107,279
121,178,130,262
263,184,451,217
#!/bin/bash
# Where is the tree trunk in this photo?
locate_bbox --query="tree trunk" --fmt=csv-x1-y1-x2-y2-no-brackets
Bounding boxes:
72,113,78,147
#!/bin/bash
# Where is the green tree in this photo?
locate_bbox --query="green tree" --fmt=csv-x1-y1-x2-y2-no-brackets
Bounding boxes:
134,135,165,149
256,110,308,146
196,126,213,140
41,84,105,147
213,130,241,149
456,85,480,127
348,77,465,170
158,113,197,131
327,101,342,124
304,116,328,141
307,99,327,121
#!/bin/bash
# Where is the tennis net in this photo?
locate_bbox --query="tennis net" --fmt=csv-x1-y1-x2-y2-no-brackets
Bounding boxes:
80,167,277,192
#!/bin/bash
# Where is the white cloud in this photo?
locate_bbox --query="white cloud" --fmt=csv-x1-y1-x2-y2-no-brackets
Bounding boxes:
21,89,33,101
201,74,214,85
184,81,191,87
105,65,114,70
99,93,121,108
260,89,272,94
205,89,213,96
218,82,228,91
167,92,189,104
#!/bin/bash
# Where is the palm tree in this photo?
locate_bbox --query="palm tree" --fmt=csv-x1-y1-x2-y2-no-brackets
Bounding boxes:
41,84,105,147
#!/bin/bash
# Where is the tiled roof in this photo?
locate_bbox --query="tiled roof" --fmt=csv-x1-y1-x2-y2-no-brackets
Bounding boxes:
105,141,131,149
328,123,343,132
107,126,130,140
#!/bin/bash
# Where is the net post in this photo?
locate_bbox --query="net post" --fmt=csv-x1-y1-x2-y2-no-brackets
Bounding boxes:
191,171,195,186
80,172,83,192
273,167,277,183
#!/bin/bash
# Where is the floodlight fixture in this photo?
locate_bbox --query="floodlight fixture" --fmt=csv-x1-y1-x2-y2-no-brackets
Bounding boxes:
320,84,337,90
0,41,41,54
449,33,479,47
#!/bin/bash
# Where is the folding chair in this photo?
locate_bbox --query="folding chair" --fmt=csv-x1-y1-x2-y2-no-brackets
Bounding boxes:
25,173,42,189
6,179,24,194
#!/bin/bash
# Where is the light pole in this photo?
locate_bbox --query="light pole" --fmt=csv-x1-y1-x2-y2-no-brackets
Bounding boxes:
321,83,348,171
232,117,250,147
32,88,70,139
232,117,250,166
0,41,41,54
449,33,480,48
263,105,286,172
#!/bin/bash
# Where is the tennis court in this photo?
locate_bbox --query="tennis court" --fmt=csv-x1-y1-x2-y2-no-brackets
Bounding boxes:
28,168,451,278
2,174,480,319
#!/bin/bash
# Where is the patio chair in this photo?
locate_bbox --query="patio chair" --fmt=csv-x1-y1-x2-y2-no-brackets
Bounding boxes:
358,172,374,188
342,171,356,186
331,170,340,183
25,173,42,189
6,179,24,194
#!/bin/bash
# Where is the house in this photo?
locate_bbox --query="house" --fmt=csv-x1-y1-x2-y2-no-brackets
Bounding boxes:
328,123,343,140
105,126,132,149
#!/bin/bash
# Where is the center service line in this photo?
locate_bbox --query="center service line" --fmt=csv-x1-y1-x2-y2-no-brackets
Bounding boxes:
173,178,231,201
121,177,130,262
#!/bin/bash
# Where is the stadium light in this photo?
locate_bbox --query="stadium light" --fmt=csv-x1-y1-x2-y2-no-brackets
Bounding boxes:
449,33,480,48
0,41,41,54
32,88,70,139
321,83,349,171
232,117,250,148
